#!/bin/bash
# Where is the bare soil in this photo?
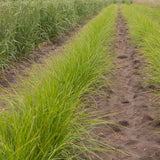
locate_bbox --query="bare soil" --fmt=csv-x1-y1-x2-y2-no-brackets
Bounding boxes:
91,8,160,160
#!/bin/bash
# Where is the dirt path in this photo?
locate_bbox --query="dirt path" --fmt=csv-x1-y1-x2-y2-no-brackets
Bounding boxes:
93,7,160,160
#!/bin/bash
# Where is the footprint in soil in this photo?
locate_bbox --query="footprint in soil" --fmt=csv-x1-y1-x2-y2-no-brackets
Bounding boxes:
108,124,121,132
133,59,140,64
119,120,129,127
141,114,153,124
120,97,130,104
121,100,130,104
125,140,138,146
117,55,128,59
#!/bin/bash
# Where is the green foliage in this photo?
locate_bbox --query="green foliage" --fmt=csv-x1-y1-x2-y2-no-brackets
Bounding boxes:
128,4,160,24
0,5,117,159
110,0,133,4
122,4,160,85
0,0,109,70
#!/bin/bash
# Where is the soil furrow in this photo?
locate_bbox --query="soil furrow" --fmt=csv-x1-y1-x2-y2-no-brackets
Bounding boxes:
93,7,160,160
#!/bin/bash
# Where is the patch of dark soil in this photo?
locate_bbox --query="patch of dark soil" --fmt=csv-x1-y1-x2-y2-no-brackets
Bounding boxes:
121,99,130,104
108,124,122,132
125,140,138,146
119,120,129,127
154,121,160,128
117,55,128,59
141,114,154,122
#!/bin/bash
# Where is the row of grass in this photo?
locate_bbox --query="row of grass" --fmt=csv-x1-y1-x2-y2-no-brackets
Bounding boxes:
122,4,160,85
122,4,160,124
128,4,160,24
113,0,133,4
134,0,160,7
0,0,109,70
0,5,118,159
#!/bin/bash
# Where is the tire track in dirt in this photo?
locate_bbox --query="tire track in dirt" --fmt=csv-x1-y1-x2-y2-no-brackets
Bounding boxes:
92,6,160,160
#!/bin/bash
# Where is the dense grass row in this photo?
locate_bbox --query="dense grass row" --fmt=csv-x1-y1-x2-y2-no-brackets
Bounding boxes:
122,5,160,85
115,0,133,4
0,0,109,70
122,4,160,124
0,5,117,159
134,0,160,7
128,4,160,24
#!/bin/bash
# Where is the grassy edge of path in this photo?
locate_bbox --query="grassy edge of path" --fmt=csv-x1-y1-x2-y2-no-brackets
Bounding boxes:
0,5,117,159
0,0,109,70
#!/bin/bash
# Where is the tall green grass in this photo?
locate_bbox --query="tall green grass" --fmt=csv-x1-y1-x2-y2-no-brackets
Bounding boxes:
128,4,160,24
134,0,160,7
108,0,133,4
0,0,109,70
122,4,160,85
122,4,160,128
0,5,117,159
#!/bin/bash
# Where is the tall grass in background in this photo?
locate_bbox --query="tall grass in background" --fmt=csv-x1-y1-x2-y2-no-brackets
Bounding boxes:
122,5,160,85
117,0,133,4
134,0,160,6
0,5,117,159
0,0,108,70
128,4,160,24
122,4,160,129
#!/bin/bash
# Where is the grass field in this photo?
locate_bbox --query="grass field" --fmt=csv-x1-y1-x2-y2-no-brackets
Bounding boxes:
134,0,160,6
0,5,117,159
0,0,109,70
1,0,160,159
127,4,160,23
